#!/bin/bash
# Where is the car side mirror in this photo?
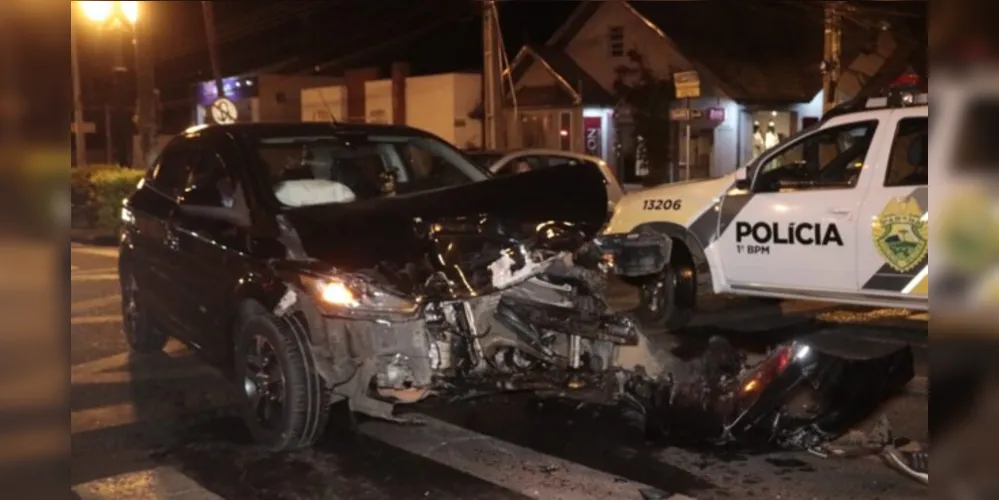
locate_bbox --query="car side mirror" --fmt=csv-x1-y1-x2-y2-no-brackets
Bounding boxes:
734,166,751,190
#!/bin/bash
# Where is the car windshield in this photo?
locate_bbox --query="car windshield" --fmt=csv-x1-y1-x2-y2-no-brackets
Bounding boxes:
252,133,490,208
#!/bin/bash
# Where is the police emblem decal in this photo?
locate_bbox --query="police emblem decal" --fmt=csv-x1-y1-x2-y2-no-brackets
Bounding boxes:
872,197,928,273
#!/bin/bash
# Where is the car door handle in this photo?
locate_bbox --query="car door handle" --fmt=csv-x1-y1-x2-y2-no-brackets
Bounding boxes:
828,208,852,215
164,231,180,251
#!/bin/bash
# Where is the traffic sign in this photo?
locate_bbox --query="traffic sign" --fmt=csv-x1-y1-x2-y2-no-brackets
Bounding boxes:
673,70,701,99
669,109,704,121
210,97,238,124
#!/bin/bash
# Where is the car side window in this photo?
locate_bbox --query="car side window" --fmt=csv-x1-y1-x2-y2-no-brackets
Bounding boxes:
497,155,542,175
544,156,582,168
884,117,928,187
149,139,197,198
185,149,231,207
752,120,878,193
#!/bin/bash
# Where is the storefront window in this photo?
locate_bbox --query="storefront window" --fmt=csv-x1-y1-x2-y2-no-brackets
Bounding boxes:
750,110,793,160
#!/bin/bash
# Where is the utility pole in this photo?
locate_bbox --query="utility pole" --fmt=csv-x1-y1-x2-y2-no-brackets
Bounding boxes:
71,20,87,168
133,12,157,169
822,1,844,113
482,0,504,150
201,1,226,99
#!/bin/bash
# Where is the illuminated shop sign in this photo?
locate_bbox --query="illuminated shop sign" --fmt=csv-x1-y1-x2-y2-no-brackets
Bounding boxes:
195,76,259,105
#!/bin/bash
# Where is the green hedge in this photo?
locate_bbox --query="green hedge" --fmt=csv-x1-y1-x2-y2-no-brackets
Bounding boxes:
71,165,146,232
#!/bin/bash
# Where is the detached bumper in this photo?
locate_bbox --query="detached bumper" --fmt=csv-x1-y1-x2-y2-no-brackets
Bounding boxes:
594,232,672,277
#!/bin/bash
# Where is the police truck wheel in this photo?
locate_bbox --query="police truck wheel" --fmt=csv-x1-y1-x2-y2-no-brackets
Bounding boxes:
119,263,167,353
635,262,696,331
234,307,331,452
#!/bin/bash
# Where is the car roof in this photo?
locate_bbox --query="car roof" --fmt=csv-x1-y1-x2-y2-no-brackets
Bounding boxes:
192,121,439,140
496,148,605,163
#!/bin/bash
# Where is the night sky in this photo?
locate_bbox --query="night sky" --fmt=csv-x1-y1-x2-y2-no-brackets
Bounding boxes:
72,0,928,134
76,1,578,124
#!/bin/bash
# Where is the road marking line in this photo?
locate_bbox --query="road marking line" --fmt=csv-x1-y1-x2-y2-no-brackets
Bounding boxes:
72,267,118,275
71,338,187,378
358,415,656,500
71,246,119,258
73,362,219,385
73,466,223,500
72,315,122,325
71,274,119,282
71,295,121,313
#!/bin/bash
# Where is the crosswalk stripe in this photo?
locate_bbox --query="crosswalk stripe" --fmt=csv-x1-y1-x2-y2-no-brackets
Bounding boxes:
71,274,120,282
71,295,122,313
358,416,656,500
72,315,122,325
72,246,120,258
73,466,223,500
71,338,187,378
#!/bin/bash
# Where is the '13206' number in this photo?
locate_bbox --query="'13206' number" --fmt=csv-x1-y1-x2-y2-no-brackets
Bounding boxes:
642,199,682,210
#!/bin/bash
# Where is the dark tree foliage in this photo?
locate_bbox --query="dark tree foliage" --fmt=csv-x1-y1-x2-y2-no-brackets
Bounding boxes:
613,49,676,184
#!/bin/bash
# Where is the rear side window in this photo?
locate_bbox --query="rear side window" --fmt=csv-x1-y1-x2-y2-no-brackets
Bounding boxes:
955,97,999,171
884,117,928,186
149,138,199,198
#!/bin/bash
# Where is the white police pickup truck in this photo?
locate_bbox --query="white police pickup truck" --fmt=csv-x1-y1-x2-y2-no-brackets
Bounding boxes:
603,85,929,329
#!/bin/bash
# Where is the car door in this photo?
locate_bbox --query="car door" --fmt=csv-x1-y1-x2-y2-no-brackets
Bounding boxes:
128,137,198,336
855,109,928,302
168,134,254,357
715,116,887,294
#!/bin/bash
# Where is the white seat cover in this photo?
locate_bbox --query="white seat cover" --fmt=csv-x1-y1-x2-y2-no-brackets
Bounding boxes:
274,179,356,207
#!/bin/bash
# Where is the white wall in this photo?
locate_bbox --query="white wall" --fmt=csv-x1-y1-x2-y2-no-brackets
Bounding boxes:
452,73,484,149
406,74,456,143
365,79,393,124
301,86,347,122
711,98,743,177
792,90,824,128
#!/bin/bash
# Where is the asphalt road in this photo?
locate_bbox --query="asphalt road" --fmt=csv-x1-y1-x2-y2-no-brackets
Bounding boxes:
70,243,929,500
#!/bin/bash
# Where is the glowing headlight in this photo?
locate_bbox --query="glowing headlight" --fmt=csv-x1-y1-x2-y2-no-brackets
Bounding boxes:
319,281,358,306
301,275,418,315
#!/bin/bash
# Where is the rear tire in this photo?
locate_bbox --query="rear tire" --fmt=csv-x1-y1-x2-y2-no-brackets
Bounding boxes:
635,261,696,331
119,262,167,353
234,306,331,451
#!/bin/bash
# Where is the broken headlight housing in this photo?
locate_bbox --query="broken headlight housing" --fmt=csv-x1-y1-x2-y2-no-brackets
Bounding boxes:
299,274,420,317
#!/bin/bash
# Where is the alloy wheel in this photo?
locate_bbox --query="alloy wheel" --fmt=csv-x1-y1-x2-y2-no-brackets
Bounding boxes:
244,334,286,431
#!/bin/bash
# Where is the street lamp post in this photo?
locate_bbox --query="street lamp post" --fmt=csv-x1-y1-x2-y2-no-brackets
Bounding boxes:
77,1,154,168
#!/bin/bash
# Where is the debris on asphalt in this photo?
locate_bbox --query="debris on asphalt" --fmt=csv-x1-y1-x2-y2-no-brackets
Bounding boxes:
539,463,560,474
639,488,697,500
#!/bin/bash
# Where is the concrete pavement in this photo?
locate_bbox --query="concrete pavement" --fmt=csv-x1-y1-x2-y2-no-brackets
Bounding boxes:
70,244,928,499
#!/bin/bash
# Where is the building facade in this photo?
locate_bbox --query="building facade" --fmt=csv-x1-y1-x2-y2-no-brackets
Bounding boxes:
193,74,342,126
489,1,920,183
302,68,484,149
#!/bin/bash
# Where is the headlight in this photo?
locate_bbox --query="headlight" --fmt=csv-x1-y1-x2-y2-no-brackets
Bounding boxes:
300,274,419,316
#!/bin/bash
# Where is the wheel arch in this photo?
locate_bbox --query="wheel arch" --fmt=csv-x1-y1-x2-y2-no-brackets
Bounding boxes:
632,221,712,284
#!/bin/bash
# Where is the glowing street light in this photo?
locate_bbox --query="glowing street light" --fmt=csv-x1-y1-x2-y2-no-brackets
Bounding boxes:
77,1,138,26
80,2,113,22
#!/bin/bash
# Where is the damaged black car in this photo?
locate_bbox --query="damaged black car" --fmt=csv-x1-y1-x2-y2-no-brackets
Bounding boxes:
119,122,913,453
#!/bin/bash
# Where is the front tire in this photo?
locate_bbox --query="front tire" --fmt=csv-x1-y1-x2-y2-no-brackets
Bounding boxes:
234,307,331,451
119,263,167,353
635,261,696,331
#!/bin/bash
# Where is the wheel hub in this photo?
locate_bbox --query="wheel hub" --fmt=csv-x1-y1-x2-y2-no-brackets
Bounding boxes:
245,334,285,428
